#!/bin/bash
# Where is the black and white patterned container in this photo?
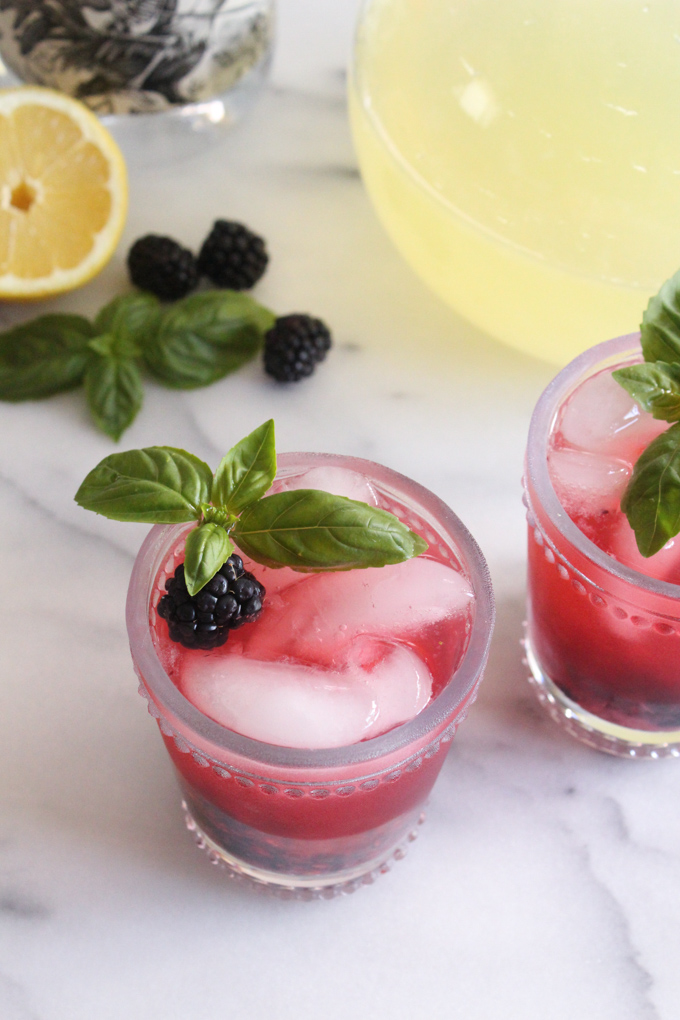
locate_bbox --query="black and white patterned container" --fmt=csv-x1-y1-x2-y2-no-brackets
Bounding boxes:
0,0,274,115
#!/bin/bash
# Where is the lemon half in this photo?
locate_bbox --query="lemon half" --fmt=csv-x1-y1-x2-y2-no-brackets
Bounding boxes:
0,87,128,300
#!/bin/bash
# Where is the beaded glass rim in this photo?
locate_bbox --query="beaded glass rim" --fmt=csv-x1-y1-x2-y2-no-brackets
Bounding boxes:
527,332,680,600
126,451,495,769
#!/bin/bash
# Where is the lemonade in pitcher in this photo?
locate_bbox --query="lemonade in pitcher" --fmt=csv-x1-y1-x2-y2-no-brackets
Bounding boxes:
350,0,680,364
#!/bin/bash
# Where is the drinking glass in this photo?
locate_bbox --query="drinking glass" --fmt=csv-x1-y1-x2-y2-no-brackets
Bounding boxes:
350,0,680,365
524,335,680,758
127,452,495,897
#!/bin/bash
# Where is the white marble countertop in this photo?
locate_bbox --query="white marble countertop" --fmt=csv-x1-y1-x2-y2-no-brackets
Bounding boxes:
1,3,679,1018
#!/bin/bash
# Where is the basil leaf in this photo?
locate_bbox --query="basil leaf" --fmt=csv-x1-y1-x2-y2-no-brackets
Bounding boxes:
212,419,276,512
143,291,274,389
88,330,140,361
621,422,680,556
84,354,144,441
233,489,428,571
74,446,213,522
0,315,94,401
640,270,680,364
207,291,276,335
613,362,680,423
93,292,161,353
184,523,234,596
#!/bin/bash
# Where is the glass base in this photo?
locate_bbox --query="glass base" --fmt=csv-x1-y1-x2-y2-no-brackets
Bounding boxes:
101,54,271,168
522,634,680,759
182,801,426,899
0,54,270,169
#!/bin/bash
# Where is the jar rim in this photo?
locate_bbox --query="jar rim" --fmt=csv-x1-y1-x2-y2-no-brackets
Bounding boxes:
126,451,495,768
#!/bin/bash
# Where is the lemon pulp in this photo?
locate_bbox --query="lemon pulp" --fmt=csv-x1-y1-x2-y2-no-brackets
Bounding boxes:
0,87,127,299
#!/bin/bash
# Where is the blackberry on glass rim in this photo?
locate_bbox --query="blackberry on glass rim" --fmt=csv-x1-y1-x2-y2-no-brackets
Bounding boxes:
158,556,265,650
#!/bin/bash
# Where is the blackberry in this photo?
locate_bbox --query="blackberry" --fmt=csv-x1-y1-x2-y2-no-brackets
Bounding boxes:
127,235,199,301
157,556,265,650
263,314,332,382
197,220,268,290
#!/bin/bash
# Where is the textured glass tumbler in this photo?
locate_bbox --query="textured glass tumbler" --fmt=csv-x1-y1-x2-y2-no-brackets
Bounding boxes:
524,335,680,759
0,1,274,158
127,453,495,897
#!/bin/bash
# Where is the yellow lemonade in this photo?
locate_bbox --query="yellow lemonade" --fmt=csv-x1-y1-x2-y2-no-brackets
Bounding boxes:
350,0,680,364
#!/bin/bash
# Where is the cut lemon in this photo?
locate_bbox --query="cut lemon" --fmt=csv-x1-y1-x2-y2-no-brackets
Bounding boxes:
0,87,128,300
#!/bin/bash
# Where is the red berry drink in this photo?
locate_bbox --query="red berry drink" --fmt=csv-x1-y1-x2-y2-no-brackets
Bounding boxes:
128,453,494,894
525,334,680,757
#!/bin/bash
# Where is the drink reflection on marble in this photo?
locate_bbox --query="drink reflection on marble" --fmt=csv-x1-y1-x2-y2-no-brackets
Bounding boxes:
350,0,680,365
524,335,680,758
127,453,494,896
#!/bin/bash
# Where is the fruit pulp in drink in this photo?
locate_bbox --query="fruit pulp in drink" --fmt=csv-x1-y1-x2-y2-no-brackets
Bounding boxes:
528,361,680,730
350,0,680,364
148,463,477,876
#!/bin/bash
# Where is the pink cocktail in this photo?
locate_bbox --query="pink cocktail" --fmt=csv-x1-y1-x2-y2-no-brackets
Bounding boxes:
525,334,680,757
128,452,494,894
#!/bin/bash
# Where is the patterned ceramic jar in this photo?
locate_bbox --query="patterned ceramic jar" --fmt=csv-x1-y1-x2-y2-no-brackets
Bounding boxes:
0,1,274,115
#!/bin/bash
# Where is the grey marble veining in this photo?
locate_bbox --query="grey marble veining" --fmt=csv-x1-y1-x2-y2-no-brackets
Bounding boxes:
0,2,679,1018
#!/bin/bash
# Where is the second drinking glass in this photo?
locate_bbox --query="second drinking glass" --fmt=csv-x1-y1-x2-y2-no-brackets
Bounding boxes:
524,334,680,758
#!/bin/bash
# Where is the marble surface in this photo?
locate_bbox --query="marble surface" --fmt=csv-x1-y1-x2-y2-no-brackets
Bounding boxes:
1,2,680,1018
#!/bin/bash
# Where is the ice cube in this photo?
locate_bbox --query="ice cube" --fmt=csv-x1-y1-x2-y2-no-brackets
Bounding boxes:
241,559,309,599
558,368,667,459
180,643,432,748
242,556,473,666
280,466,379,505
548,447,631,518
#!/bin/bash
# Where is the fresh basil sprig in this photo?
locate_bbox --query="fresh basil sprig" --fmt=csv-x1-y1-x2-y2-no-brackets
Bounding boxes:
639,270,680,364
75,419,428,595
613,268,680,555
233,489,425,570
0,289,274,441
613,362,680,424
620,424,680,557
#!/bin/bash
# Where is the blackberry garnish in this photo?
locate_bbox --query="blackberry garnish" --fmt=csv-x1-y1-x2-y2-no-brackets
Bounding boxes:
263,314,332,383
127,235,199,301
197,220,269,290
158,556,265,649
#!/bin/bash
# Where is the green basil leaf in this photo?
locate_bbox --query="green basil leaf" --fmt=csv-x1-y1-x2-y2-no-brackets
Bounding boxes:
143,291,273,389
613,362,680,422
212,419,276,512
640,269,680,364
84,354,144,441
93,292,161,355
88,330,142,361
184,523,234,596
74,446,213,522
621,422,680,556
0,314,95,401
208,291,276,335
88,334,116,358
233,489,428,571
